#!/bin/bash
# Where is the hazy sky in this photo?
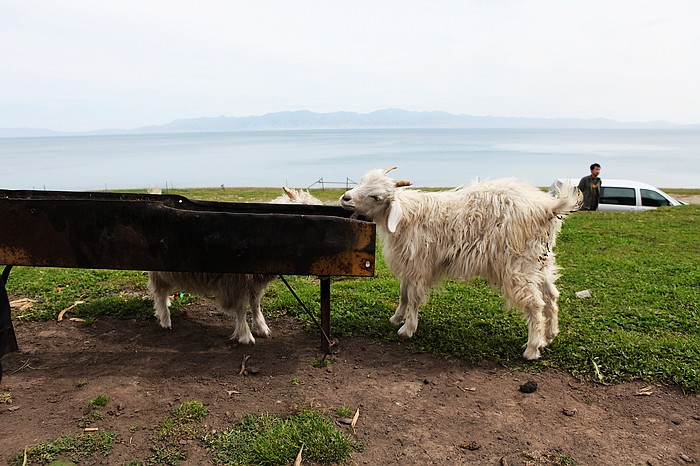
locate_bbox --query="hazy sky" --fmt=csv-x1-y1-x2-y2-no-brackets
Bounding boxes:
2,0,699,132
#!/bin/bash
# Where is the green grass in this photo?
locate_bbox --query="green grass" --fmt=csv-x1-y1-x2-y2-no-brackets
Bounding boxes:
74,395,111,428
336,405,353,418
203,409,356,465
147,400,210,465
86,394,110,408
662,188,700,196
10,401,356,465
4,188,699,392
264,203,700,391
552,208,699,388
117,186,348,204
7,267,152,322
9,432,117,466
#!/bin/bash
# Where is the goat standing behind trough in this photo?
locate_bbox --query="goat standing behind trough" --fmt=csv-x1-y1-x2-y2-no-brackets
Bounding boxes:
148,187,323,345
340,167,580,359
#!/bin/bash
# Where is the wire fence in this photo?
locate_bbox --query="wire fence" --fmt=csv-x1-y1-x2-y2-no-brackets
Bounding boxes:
307,177,357,190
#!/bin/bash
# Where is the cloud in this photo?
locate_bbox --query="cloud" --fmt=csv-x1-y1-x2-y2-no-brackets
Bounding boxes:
1,0,699,131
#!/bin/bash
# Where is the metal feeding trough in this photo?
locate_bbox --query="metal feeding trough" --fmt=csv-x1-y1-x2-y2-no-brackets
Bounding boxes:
0,189,376,380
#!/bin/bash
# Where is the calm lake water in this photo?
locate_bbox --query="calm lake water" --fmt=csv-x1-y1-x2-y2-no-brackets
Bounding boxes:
1,128,699,191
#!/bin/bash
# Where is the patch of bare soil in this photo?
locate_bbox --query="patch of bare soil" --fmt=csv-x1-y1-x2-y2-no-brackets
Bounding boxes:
1,298,698,465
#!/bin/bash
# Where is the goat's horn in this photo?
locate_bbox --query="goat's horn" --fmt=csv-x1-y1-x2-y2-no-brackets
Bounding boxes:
395,180,412,187
384,166,398,174
283,186,297,200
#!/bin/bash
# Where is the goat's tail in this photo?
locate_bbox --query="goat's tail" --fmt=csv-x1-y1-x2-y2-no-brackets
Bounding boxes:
551,182,582,215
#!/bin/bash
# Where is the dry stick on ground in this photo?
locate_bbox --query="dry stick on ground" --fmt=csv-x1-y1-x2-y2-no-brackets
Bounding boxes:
9,298,36,312
11,359,33,374
635,386,654,396
57,300,85,321
294,444,304,466
351,408,360,433
239,354,251,375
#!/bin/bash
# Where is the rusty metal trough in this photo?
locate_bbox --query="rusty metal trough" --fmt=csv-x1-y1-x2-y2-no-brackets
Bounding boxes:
0,189,376,380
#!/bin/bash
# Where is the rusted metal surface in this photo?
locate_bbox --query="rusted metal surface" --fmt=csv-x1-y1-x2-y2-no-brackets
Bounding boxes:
0,189,375,277
0,189,376,376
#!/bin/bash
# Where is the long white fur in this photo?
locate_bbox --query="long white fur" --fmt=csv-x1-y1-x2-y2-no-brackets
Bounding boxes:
148,187,322,345
340,167,580,359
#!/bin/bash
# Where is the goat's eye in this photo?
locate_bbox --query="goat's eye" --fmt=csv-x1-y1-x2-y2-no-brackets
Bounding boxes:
371,195,382,201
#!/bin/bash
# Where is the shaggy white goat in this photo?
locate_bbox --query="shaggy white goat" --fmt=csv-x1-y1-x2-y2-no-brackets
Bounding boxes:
340,167,580,360
148,187,322,345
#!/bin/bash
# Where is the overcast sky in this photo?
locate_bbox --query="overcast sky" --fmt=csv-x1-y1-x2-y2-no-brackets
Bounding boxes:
2,0,699,132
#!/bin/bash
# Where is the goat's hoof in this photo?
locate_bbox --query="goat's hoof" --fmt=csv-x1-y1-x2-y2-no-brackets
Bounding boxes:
231,334,256,345
545,330,559,343
157,320,172,329
523,347,541,360
253,326,271,338
154,310,172,328
389,315,404,327
397,326,414,339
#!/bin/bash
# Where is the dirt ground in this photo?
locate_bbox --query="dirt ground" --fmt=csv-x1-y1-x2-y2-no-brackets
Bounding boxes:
1,294,698,466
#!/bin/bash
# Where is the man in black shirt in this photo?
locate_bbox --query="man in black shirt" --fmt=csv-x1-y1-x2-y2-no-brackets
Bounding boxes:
578,163,602,211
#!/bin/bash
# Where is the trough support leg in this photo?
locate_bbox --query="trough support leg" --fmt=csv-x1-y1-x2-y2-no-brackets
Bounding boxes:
1,265,18,383
320,276,331,353
278,274,334,355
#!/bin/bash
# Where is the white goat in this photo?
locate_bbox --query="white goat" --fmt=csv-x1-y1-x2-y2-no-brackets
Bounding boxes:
148,187,322,345
340,167,580,360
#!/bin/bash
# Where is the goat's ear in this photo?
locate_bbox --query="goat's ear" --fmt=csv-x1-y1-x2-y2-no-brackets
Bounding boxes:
384,166,398,174
283,186,297,201
387,200,403,233
395,180,412,188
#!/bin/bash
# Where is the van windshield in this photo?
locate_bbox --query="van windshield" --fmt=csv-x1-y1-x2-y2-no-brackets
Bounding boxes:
641,189,671,207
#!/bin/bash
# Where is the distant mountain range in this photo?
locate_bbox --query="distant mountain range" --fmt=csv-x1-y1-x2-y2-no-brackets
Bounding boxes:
2,108,698,137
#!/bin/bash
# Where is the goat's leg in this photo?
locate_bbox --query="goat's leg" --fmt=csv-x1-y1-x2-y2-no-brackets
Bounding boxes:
540,278,560,343
222,295,255,345
522,305,546,360
396,281,429,339
249,288,271,338
148,274,173,329
504,274,547,360
153,293,173,329
389,282,410,326
230,308,255,345
233,308,255,345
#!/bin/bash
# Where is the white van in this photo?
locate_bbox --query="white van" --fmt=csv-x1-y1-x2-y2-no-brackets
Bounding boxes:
549,178,685,212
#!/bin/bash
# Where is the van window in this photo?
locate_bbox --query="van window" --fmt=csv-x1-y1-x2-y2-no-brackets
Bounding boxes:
641,189,671,207
600,187,636,206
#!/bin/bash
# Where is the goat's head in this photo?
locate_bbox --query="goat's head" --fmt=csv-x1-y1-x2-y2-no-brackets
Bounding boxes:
272,187,323,205
339,167,412,233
